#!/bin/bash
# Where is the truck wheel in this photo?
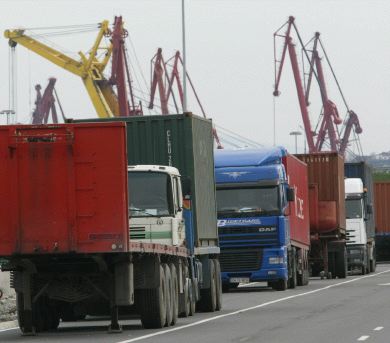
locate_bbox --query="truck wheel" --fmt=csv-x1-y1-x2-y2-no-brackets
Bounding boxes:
140,264,167,329
179,266,190,318
213,259,222,311
16,292,33,334
336,246,347,279
271,279,287,291
288,252,297,289
303,269,309,285
370,259,376,273
163,264,173,327
189,279,196,316
198,259,217,312
169,263,179,326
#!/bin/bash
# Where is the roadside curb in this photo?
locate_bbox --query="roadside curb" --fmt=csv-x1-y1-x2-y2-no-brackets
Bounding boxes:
0,320,17,331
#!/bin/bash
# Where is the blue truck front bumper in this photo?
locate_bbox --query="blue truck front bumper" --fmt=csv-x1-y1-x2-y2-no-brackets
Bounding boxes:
219,247,288,284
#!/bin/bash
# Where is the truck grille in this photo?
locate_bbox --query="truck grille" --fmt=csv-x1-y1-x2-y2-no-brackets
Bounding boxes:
130,226,146,240
219,248,263,272
219,226,278,247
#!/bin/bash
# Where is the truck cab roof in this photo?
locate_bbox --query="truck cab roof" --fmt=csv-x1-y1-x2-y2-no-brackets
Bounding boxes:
345,178,364,195
128,165,180,176
214,147,288,184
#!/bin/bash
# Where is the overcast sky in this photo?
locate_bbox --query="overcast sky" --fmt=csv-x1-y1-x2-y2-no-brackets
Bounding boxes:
0,0,388,154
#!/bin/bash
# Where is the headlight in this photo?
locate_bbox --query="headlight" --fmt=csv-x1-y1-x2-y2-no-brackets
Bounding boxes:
269,257,284,264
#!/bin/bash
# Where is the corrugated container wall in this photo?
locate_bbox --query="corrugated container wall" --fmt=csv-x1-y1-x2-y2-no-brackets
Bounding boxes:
72,114,218,246
0,123,129,256
374,182,390,235
345,162,375,239
295,153,346,233
283,155,310,247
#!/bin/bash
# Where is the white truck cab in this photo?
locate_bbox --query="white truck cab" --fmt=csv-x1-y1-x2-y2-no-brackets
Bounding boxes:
127,165,186,247
345,178,372,274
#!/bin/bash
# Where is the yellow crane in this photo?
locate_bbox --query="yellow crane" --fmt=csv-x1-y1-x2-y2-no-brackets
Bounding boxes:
4,21,120,118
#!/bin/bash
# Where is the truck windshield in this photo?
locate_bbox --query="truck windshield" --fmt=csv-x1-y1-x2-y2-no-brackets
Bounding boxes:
216,186,280,217
128,172,172,217
345,198,363,219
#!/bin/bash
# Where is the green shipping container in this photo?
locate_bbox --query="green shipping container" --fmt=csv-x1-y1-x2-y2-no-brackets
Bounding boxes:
72,113,218,246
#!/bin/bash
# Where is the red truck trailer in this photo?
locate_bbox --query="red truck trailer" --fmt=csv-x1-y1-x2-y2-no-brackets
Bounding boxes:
0,121,221,335
374,182,390,261
296,153,347,279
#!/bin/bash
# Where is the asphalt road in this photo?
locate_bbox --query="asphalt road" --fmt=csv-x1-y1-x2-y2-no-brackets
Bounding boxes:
1,264,390,343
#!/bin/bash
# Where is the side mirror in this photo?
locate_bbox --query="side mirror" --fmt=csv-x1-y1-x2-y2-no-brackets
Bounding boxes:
366,204,373,215
287,187,295,202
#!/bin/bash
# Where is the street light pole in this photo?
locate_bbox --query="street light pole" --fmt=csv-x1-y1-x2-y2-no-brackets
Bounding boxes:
290,130,302,154
181,0,188,113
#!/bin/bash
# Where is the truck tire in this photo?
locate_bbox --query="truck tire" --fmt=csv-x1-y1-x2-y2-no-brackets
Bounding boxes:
336,246,347,279
298,257,309,286
303,268,310,285
370,259,376,273
139,264,167,329
163,264,173,327
213,259,222,311
179,266,190,318
17,293,59,333
169,263,179,326
288,251,297,289
189,279,196,316
271,279,287,291
198,259,217,312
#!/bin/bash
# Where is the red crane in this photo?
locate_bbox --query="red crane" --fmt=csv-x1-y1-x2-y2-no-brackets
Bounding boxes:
273,16,363,156
148,48,170,114
303,32,362,155
274,16,316,153
110,16,142,116
32,77,65,124
149,49,223,148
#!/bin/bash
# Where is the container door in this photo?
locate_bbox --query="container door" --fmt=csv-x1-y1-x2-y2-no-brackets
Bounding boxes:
11,126,75,254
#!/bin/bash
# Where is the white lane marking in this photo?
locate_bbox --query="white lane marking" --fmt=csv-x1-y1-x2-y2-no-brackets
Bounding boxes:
116,269,390,343
377,283,390,286
374,326,384,331
357,336,370,341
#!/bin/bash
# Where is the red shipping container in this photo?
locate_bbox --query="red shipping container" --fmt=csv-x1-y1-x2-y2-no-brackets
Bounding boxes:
296,153,346,234
374,182,390,235
282,155,310,247
0,123,129,256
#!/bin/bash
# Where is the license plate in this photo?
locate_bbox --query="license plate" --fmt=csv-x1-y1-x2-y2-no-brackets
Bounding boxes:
230,277,250,284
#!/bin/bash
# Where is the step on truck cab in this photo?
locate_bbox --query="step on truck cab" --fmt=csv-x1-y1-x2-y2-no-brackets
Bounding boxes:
344,162,376,274
214,147,310,291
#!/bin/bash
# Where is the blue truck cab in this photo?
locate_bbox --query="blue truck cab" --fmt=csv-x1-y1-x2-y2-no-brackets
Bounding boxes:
214,147,310,291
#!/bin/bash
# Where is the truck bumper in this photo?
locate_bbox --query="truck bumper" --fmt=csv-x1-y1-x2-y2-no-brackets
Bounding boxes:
220,247,288,284
347,245,366,267
221,268,287,284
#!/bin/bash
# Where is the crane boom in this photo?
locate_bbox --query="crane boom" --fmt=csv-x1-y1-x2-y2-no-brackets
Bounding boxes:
339,110,362,155
273,16,316,152
4,21,120,118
